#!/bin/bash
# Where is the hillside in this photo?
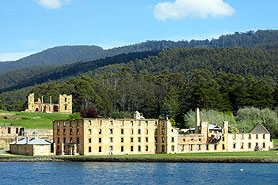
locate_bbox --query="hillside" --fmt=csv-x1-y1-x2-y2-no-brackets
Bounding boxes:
1,30,278,74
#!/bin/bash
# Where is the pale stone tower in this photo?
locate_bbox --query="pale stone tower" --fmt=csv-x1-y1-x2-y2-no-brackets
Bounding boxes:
26,93,35,112
58,94,72,114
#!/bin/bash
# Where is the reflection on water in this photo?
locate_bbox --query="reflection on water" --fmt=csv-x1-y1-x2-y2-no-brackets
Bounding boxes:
0,162,277,185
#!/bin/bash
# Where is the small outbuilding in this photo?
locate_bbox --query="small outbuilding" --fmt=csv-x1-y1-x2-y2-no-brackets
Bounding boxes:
10,137,54,156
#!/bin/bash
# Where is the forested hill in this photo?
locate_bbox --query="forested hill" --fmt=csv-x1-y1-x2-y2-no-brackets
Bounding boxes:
1,46,278,94
1,29,278,74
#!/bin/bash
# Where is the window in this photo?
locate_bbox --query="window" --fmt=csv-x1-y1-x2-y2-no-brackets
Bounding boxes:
89,138,92,143
70,138,73,143
77,138,79,144
172,137,174,143
249,134,251,139
63,129,66,135
88,120,92,126
121,146,124,152
263,143,265,148
241,134,244,140
89,147,91,152
110,120,113,126
222,137,224,141
145,121,148,126
57,138,60,143
77,121,79,127
162,145,165,152
57,129,60,135
138,137,141,143
162,129,165,135
99,147,102,152
198,145,201,150
162,137,165,143
233,143,236,149
155,121,158,126
76,128,79,135
110,137,113,143
190,145,193,151
206,145,209,150
263,134,265,139
69,121,72,127
256,142,258,146
256,134,258,139
99,138,102,143
214,144,217,150
131,137,133,142
241,143,244,149
248,143,251,149
233,134,236,140
131,129,134,135
110,146,113,151
63,122,66,127
99,129,102,134
222,144,225,150
65,97,67,102
99,120,102,126
110,129,113,134
63,138,66,143
199,138,202,142
171,129,174,133
131,146,133,152
146,137,148,143
155,129,157,135
145,145,148,152
172,145,175,152
121,137,124,143
155,137,157,143
121,129,124,135
155,145,158,152
88,129,92,135
131,121,134,126
57,122,60,127
145,129,148,134
70,129,73,135
138,146,141,152
161,121,165,127
138,129,141,134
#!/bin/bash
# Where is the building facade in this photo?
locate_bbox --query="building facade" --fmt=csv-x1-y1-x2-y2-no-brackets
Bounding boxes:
53,110,274,156
25,93,72,114
53,112,158,155
10,137,54,156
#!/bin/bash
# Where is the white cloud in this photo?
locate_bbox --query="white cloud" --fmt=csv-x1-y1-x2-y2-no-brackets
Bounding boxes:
0,52,36,62
38,0,70,9
154,0,235,20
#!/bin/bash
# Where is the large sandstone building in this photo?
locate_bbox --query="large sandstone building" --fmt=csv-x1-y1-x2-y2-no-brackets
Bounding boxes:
53,109,273,156
25,93,72,114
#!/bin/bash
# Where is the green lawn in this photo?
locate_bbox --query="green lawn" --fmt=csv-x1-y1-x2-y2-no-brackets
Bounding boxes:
0,110,70,129
61,151,278,159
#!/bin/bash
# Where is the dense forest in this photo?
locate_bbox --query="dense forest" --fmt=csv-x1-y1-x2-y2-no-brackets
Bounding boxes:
1,30,278,136
1,30,278,74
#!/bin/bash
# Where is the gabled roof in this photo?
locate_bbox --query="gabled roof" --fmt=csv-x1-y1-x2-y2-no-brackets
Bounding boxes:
10,137,52,145
250,123,270,134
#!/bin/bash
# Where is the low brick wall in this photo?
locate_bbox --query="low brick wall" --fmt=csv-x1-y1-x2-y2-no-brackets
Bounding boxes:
0,157,278,163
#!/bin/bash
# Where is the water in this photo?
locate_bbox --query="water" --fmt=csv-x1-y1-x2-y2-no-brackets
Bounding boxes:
0,162,277,185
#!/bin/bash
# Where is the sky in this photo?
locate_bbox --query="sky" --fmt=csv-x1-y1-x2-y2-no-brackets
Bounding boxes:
0,0,278,61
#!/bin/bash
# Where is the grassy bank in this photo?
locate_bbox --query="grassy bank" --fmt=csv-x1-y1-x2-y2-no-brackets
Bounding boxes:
0,110,70,129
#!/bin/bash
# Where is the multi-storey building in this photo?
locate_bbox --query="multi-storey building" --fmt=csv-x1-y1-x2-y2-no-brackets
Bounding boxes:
53,112,158,155
53,109,274,156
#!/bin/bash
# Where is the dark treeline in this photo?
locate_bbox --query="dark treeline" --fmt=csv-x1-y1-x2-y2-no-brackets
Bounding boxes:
27,69,278,129
1,29,278,74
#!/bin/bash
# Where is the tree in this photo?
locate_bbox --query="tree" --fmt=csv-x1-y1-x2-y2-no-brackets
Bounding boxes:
0,99,5,110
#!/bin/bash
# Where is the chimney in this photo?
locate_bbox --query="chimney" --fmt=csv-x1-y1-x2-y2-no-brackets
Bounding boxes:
195,108,200,133
26,137,29,144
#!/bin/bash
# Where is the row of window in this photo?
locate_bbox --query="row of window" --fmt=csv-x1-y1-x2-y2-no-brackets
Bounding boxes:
233,142,266,149
88,145,149,153
57,121,81,127
56,137,79,144
88,128,149,135
233,134,266,140
57,128,80,135
88,120,151,127
88,137,149,143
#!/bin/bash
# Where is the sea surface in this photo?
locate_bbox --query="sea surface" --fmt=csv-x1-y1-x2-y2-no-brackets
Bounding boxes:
0,162,277,185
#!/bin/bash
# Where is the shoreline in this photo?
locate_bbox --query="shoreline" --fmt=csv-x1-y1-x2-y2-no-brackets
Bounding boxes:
0,157,278,163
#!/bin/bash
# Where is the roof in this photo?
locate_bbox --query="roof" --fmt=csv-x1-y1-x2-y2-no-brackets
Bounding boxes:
209,124,222,130
10,137,52,145
250,123,270,134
